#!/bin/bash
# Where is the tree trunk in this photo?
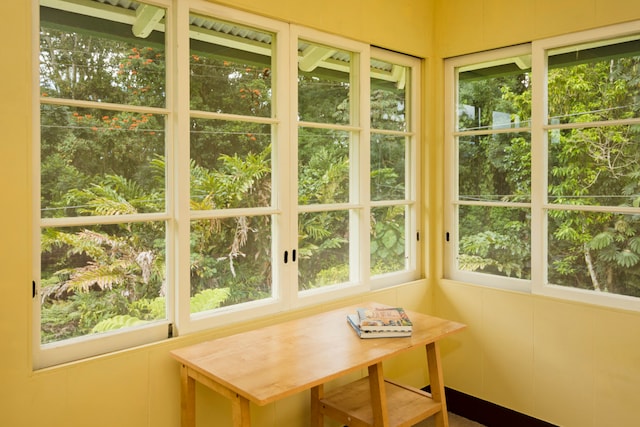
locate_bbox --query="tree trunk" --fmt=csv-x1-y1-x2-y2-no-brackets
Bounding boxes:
584,244,602,291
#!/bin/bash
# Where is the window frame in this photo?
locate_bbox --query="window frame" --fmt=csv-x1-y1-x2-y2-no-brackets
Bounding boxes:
33,0,176,369
444,44,532,293
369,47,421,290
530,20,640,312
33,0,422,368
444,21,640,312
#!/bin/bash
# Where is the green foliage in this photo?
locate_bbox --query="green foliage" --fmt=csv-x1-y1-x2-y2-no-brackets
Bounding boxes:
92,315,148,333
458,51,640,297
190,288,231,313
38,15,411,344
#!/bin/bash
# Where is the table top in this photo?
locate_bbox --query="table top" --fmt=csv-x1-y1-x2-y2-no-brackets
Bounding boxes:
170,302,465,405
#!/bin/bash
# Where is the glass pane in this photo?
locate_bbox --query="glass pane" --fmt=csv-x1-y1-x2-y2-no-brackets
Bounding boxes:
40,222,167,344
548,39,640,124
190,119,272,209
40,4,166,107
458,133,531,203
298,127,350,205
457,61,531,131
371,206,407,275
548,125,640,206
40,105,166,218
298,210,350,290
190,216,272,313
370,59,408,131
548,211,640,298
297,40,351,124
189,15,272,117
371,133,406,201
458,205,531,279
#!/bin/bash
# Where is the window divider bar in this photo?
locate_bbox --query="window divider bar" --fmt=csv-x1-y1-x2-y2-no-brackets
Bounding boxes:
543,116,640,130
40,96,170,115
453,126,531,137
297,120,362,132
40,212,171,227
190,109,280,124
189,207,281,219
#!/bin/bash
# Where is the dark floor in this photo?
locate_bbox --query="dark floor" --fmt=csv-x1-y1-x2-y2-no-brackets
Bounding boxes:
420,412,486,427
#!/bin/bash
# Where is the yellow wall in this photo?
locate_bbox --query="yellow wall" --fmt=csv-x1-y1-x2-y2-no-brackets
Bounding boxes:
431,1,640,426
3,0,640,426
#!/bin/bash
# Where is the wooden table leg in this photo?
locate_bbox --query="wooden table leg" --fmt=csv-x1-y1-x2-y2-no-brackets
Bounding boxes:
368,362,390,427
310,385,324,427
230,393,251,427
426,342,449,427
180,365,196,427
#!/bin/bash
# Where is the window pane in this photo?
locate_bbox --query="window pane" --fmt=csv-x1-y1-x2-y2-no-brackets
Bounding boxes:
297,40,351,124
458,133,531,203
458,205,531,279
40,106,166,218
298,127,350,205
457,63,531,131
40,222,167,344
371,133,406,201
548,211,640,298
298,210,350,290
370,59,407,131
190,216,272,313
548,39,640,124
371,206,407,274
190,119,272,209
189,15,272,117
548,125,640,207
40,5,166,107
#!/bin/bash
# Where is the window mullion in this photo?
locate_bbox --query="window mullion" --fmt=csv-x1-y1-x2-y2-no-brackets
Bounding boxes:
173,0,192,334
531,40,548,294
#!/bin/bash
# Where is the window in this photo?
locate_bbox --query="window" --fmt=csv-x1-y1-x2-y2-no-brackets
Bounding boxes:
34,0,421,367
445,21,640,311
369,50,420,286
444,45,532,292
36,0,172,367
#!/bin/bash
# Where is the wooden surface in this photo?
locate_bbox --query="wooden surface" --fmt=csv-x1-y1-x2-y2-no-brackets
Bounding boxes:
318,377,442,426
170,302,466,406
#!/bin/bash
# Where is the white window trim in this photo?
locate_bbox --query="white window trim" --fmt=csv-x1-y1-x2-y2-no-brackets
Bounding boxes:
173,0,293,336
369,47,422,290
444,44,532,294
445,21,640,312
33,0,176,370
33,0,422,368
531,21,640,312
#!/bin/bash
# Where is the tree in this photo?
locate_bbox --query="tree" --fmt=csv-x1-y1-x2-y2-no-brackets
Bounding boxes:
456,71,532,279
547,57,640,296
39,16,414,342
456,52,640,298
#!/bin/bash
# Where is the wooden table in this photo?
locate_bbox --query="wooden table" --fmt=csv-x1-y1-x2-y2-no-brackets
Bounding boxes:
170,302,466,427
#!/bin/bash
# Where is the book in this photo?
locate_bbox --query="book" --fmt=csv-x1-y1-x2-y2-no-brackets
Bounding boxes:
347,314,412,339
356,307,413,332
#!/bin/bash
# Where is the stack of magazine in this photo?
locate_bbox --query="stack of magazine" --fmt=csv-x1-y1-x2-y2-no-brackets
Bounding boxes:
347,307,413,339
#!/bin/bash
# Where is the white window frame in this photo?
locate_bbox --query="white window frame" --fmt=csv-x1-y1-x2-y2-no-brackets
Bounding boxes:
174,0,293,336
531,20,640,312
445,21,640,312
444,44,532,293
33,0,176,369
369,47,422,290
33,0,422,368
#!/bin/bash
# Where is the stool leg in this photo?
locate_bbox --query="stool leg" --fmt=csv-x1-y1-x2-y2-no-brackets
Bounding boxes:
180,365,196,427
368,362,390,427
310,385,324,427
426,342,449,427
231,394,251,427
